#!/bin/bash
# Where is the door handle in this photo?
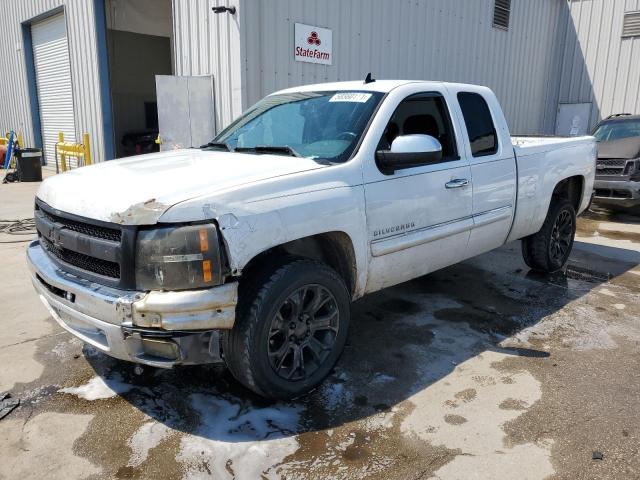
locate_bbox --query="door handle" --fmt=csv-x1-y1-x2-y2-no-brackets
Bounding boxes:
445,178,469,189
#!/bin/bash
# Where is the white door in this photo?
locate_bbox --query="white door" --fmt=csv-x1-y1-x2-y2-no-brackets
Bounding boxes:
364,91,473,293
555,103,592,136
449,89,517,259
156,75,215,151
32,13,76,170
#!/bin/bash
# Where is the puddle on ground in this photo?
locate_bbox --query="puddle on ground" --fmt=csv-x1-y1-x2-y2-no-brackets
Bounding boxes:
434,307,520,335
577,211,640,244
564,263,613,283
376,298,422,315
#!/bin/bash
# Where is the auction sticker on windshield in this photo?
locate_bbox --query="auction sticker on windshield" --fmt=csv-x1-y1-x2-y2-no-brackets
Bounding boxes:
329,92,372,103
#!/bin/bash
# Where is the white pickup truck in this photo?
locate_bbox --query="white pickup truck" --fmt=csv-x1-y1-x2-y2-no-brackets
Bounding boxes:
28,80,596,398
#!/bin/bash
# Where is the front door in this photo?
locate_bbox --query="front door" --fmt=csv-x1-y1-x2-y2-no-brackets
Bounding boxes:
363,91,472,293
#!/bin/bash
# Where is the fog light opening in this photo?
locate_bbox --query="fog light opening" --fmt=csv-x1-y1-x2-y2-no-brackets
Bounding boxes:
140,338,180,361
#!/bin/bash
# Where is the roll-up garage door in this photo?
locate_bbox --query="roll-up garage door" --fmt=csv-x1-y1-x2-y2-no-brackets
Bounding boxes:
32,13,76,170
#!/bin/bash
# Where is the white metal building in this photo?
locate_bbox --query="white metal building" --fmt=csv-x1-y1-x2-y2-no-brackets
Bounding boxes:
0,0,639,167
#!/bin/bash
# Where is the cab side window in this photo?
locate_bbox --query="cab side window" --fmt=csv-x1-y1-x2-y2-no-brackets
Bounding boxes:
457,92,498,157
378,93,458,161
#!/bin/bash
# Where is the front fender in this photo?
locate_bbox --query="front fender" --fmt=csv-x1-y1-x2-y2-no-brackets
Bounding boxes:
159,185,370,298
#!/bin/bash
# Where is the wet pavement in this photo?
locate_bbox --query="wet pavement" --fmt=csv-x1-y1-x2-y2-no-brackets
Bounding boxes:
1,183,639,480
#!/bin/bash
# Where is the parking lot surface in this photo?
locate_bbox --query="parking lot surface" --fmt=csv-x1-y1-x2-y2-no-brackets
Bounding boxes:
1,181,639,480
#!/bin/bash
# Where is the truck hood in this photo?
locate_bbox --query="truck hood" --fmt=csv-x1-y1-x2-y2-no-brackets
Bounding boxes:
597,136,640,159
37,149,326,225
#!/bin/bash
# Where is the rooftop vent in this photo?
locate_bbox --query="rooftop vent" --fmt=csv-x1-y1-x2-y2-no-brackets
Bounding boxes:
493,0,511,30
622,11,640,38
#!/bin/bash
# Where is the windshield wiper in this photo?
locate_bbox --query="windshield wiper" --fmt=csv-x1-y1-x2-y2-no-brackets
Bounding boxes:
234,145,302,157
200,141,231,151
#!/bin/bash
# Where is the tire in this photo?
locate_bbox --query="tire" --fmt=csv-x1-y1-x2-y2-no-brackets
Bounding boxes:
223,257,350,399
521,198,576,273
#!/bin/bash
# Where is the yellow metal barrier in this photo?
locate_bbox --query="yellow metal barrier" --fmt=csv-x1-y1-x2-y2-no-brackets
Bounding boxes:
55,132,92,173
0,132,23,169
0,132,23,148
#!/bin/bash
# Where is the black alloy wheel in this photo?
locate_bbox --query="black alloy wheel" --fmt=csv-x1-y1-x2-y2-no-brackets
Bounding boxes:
522,198,577,273
222,257,350,399
267,284,340,381
549,209,574,265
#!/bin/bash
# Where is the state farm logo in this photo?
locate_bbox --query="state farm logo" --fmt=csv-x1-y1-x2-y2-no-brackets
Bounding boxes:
295,23,332,65
307,31,321,46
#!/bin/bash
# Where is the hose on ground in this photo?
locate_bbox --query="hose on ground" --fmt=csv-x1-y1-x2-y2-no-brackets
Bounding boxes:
0,218,36,243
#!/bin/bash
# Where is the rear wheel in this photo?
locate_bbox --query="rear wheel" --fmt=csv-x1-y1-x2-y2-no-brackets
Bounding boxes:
223,257,350,399
522,198,576,273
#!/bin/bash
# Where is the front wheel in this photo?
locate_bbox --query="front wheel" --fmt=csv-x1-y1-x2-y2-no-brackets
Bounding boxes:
522,198,576,273
223,258,350,399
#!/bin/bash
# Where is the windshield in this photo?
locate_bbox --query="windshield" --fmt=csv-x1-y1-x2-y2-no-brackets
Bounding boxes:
593,120,640,142
210,91,384,162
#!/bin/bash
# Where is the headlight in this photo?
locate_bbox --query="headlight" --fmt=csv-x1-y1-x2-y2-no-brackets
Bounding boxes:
135,224,223,290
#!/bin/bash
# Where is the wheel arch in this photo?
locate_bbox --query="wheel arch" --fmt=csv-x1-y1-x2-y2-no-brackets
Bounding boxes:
551,175,585,212
239,231,358,297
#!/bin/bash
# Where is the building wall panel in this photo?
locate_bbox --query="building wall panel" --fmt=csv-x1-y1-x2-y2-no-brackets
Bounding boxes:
0,0,107,163
3,0,637,158
558,0,640,128
171,0,243,131
239,0,565,134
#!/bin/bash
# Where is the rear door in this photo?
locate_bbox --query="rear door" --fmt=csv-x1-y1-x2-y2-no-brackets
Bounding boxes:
447,86,517,258
363,87,472,293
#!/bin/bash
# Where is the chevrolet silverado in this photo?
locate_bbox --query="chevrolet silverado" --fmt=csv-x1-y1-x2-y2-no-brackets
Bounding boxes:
28,80,596,398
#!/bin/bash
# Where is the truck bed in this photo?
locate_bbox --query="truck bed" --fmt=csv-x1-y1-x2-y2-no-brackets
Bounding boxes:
506,134,596,244
512,135,595,156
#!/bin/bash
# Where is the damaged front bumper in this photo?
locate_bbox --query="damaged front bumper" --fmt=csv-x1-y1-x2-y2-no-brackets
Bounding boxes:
593,178,640,208
27,240,237,367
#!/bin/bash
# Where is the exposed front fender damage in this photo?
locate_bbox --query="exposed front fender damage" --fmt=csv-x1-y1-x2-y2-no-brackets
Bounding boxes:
185,201,291,275
158,179,370,299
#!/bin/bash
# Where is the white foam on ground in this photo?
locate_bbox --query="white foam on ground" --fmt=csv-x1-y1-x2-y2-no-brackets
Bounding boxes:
598,288,618,298
177,394,301,479
319,381,354,411
58,373,133,400
371,373,395,384
128,421,173,467
51,337,83,358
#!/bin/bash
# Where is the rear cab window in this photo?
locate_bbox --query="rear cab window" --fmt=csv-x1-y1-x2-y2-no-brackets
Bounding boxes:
457,92,498,157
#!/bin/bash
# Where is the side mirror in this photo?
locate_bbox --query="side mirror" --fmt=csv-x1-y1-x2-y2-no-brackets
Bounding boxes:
375,134,443,175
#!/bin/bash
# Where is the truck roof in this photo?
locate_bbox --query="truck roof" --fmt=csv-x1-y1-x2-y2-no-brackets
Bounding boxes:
598,114,640,124
271,79,488,96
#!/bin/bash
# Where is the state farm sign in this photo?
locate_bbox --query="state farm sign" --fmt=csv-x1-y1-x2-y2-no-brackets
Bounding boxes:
294,23,332,65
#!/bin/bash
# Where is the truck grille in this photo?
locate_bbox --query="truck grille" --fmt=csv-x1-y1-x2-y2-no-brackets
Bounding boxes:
34,199,136,288
37,207,121,242
40,236,121,278
596,158,628,176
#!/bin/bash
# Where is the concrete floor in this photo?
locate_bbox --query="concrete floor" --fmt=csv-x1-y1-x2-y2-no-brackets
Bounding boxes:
1,180,639,480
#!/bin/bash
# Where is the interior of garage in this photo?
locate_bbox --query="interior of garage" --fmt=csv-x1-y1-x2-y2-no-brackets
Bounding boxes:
105,0,172,158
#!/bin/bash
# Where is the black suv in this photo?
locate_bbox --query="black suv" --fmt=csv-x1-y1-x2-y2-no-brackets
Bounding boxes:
592,114,640,211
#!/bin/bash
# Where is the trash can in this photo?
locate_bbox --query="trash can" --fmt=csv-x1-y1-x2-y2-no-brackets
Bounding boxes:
15,148,43,182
